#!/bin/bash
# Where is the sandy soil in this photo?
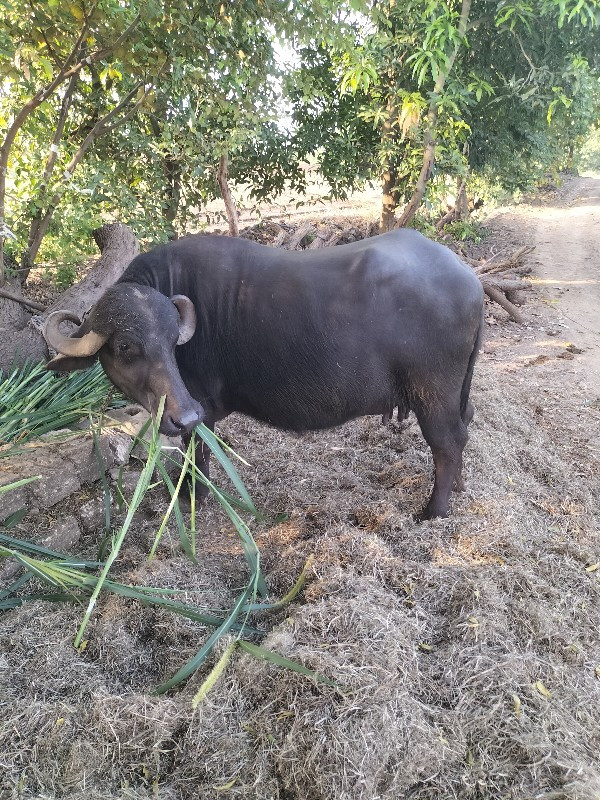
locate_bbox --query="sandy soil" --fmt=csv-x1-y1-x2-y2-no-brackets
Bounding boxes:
489,174,600,385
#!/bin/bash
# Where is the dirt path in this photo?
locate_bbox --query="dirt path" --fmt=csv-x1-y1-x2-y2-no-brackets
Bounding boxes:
490,174,600,389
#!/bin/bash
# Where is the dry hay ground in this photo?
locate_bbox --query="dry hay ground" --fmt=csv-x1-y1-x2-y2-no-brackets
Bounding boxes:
1,346,599,800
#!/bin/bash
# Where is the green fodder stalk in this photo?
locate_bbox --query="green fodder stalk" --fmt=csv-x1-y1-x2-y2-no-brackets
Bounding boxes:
0,361,126,453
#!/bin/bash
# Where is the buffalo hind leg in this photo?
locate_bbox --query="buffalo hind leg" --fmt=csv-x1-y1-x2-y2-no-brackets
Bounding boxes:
415,404,468,520
453,398,475,492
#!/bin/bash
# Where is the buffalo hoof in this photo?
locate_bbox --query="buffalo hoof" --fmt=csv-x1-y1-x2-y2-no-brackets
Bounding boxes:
416,503,450,522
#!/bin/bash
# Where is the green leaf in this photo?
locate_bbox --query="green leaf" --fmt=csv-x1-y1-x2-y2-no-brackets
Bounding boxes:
155,577,255,693
194,424,259,517
238,641,338,688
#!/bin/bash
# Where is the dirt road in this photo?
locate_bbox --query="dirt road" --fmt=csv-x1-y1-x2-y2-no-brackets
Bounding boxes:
491,174,600,389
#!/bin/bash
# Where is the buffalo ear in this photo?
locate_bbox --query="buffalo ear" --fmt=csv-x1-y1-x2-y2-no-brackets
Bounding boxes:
46,353,98,372
170,295,196,345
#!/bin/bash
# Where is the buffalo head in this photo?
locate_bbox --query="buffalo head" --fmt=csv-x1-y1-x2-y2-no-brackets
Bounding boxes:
45,284,204,436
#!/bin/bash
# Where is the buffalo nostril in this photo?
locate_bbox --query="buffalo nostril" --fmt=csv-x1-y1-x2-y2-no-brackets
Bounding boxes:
170,410,201,434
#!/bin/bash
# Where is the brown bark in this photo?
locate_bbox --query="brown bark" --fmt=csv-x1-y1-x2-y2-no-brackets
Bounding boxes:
482,284,524,323
435,177,469,231
0,223,139,372
395,124,436,229
216,152,239,237
379,98,400,233
455,177,469,220
380,164,399,233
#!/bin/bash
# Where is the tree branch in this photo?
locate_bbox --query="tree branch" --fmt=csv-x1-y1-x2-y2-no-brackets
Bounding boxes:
25,62,167,266
217,152,240,237
24,70,80,268
511,30,537,73
395,0,472,229
0,286,45,311
0,8,141,283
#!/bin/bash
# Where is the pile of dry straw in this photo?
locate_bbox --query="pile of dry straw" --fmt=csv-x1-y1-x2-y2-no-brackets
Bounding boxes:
1,359,599,800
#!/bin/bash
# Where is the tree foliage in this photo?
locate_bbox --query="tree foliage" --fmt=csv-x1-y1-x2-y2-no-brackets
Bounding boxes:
0,0,291,279
0,0,598,282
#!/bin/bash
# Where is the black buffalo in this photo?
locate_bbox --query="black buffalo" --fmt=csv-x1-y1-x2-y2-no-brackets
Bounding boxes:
45,230,484,519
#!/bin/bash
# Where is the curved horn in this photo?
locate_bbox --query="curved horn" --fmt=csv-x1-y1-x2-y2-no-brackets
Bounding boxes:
43,310,108,357
171,295,196,345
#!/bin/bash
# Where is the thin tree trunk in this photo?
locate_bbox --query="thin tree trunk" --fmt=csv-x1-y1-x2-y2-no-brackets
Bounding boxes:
23,71,79,273
149,99,181,240
379,97,399,232
0,12,141,283
217,152,239,237
395,123,436,228
380,166,399,233
164,156,181,239
395,0,471,229
455,176,469,220
23,75,159,276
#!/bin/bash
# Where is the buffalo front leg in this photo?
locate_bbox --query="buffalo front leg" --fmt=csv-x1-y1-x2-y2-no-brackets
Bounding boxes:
415,404,468,520
182,422,213,502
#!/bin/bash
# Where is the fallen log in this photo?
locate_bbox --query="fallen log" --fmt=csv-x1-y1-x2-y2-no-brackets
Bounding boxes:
0,223,139,372
482,284,524,323
284,223,316,250
481,278,531,292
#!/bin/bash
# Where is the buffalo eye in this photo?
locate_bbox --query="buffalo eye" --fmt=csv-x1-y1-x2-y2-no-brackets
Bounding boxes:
114,337,140,360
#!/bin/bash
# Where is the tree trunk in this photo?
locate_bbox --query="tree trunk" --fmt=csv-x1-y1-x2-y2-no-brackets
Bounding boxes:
0,223,139,372
148,95,181,240
455,176,469,220
395,124,436,228
164,155,181,239
379,102,400,232
380,165,398,233
217,152,239,237
394,0,471,229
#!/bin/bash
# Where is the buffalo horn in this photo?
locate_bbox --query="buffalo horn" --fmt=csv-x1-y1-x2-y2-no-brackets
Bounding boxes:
171,295,196,345
43,310,108,357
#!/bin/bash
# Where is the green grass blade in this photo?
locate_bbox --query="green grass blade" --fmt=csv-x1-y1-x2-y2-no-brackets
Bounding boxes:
152,457,195,562
73,397,166,648
0,541,258,632
155,578,256,694
238,641,338,688
0,361,126,456
0,476,41,494
194,424,259,518
1,508,28,529
0,571,32,600
0,531,100,566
